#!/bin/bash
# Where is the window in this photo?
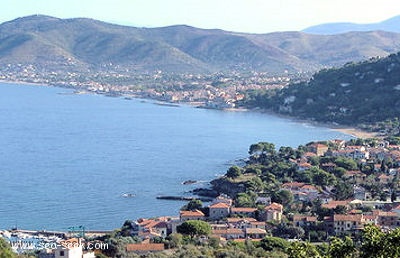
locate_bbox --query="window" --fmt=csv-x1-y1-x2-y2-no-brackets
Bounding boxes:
59,251,65,256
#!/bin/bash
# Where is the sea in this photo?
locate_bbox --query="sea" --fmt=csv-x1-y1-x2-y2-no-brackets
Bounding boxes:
0,82,351,231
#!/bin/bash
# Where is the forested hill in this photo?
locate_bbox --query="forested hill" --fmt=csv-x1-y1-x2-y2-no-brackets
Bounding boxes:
2,15,400,74
242,53,400,134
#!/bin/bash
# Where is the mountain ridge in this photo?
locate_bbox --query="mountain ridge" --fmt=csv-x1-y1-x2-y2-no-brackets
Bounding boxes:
303,15,400,35
1,15,400,74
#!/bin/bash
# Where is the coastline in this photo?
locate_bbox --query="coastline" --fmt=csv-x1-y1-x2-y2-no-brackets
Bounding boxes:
242,108,379,139
329,127,378,139
1,80,379,139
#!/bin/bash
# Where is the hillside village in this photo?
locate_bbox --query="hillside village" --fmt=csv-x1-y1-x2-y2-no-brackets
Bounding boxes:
116,138,400,249
5,136,400,257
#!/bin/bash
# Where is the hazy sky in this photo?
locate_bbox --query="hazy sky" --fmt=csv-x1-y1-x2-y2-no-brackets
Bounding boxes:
2,0,400,33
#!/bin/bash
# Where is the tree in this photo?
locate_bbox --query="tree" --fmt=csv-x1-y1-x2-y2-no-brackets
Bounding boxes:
287,241,321,258
260,236,289,252
249,142,276,156
120,220,135,237
334,181,354,200
328,236,356,258
0,238,15,258
226,166,242,179
311,168,336,187
165,233,183,249
273,224,305,239
271,189,293,206
334,157,358,170
181,199,203,211
177,220,211,238
360,224,400,258
246,177,266,192
235,192,256,207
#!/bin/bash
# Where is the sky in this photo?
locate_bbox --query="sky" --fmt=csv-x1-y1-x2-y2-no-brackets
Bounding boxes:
1,0,400,33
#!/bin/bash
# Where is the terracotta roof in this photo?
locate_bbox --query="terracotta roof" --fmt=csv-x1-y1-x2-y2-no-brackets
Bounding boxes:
180,209,205,217
300,184,318,190
303,152,317,157
364,215,377,220
265,202,283,212
377,211,398,217
333,214,363,222
322,200,351,209
126,243,164,252
209,202,230,209
292,215,317,222
233,238,262,242
245,228,267,234
299,162,312,168
231,207,257,213
212,228,244,235
250,221,266,226
282,182,305,188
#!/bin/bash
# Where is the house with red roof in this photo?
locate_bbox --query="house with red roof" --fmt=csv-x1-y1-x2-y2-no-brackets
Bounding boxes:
179,209,205,222
292,215,318,227
126,243,165,254
230,207,257,218
322,200,352,210
211,228,245,240
308,143,329,156
333,214,364,235
262,202,283,222
209,202,231,220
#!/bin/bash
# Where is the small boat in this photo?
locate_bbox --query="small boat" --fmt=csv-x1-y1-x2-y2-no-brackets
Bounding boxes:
121,193,135,198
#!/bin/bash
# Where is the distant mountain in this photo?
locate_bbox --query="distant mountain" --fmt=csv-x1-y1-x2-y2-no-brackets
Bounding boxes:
2,15,400,74
303,15,400,35
242,52,400,130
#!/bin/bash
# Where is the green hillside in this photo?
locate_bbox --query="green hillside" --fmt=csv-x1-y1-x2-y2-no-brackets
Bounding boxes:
242,53,400,134
2,15,400,74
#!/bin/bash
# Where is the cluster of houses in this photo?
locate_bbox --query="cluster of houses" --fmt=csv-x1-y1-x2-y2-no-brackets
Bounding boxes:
128,195,283,243
287,139,400,236
112,139,400,253
33,138,400,256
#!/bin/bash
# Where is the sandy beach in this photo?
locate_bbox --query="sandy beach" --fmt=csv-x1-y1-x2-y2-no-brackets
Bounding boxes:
330,127,379,139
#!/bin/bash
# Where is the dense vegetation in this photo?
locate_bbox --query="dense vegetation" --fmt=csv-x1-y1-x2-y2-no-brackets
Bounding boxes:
242,53,400,134
90,224,400,257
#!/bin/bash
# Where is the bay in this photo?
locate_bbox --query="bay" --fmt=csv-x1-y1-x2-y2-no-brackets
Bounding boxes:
0,82,351,230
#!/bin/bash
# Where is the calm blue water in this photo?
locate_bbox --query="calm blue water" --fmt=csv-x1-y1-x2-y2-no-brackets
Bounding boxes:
0,83,351,231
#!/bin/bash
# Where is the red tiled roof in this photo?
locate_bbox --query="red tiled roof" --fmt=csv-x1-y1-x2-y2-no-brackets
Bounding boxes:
322,200,351,209
245,228,267,234
334,214,363,222
303,152,317,157
299,162,312,168
250,221,266,225
265,202,283,212
212,228,244,235
282,182,305,188
126,243,164,252
300,184,318,190
377,211,398,217
180,209,205,217
209,202,230,209
231,207,257,213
